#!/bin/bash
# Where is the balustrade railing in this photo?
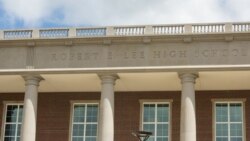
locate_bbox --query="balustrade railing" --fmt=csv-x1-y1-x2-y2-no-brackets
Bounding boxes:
233,23,250,32
4,30,32,39
76,28,106,36
192,24,225,33
114,26,145,35
1,22,250,40
40,29,69,38
153,25,184,34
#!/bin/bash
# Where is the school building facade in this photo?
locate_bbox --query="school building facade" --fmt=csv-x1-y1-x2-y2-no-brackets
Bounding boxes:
0,22,250,141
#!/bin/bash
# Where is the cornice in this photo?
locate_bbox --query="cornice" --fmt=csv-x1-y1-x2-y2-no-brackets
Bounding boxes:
0,33,250,47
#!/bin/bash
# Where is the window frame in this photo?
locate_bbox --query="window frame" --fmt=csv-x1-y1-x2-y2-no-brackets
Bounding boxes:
139,99,173,141
69,100,100,141
212,99,246,141
1,101,23,141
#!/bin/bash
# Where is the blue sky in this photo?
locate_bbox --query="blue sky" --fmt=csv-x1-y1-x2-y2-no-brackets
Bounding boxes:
0,0,250,29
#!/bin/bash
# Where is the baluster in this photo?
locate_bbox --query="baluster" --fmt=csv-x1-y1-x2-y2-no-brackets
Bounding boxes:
176,26,179,34
124,28,127,35
158,27,161,34
123,28,126,35
201,26,204,33
208,25,211,32
119,28,122,35
155,27,158,34
115,28,119,35
168,27,171,34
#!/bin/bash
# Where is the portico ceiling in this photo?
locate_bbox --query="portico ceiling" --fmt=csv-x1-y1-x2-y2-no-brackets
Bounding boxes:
0,71,250,93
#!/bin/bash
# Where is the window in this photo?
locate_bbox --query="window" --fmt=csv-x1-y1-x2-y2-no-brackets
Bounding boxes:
141,102,171,141
2,104,23,141
214,101,245,141
71,103,99,141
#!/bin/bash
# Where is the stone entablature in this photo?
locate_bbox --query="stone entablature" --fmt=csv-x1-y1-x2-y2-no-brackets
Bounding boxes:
0,22,250,74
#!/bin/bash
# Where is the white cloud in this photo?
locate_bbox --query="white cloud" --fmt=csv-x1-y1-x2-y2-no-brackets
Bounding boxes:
0,0,250,28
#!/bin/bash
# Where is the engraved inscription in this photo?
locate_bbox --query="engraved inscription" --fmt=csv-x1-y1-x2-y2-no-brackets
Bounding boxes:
50,48,249,62
124,51,145,59
42,44,250,69
194,48,248,57
51,52,100,61
152,50,187,59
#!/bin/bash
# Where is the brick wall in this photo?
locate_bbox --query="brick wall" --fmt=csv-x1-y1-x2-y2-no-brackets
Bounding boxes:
196,91,250,141
36,93,100,141
114,92,181,141
0,91,249,141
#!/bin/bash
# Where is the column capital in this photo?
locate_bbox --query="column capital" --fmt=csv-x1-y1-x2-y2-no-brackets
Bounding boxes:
178,72,198,84
98,74,119,85
22,75,44,86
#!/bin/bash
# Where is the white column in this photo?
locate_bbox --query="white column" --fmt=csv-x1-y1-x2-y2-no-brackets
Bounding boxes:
21,75,43,141
179,73,198,141
98,74,118,141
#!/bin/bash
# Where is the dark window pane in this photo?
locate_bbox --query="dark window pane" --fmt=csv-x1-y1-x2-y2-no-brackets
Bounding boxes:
72,137,84,141
157,124,168,136
86,124,97,136
73,124,84,136
5,124,16,136
157,104,169,122
74,105,85,122
216,137,228,141
143,124,155,134
4,137,16,141
6,105,18,122
17,124,22,136
157,137,168,141
230,123,242,136
147,136,154,141
18,106,23,123
86,137,97,141
231,137,242,141
230,103,242,122
87,105,98,122
216,103,228,122
143,104,155,122
216,124,228,136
